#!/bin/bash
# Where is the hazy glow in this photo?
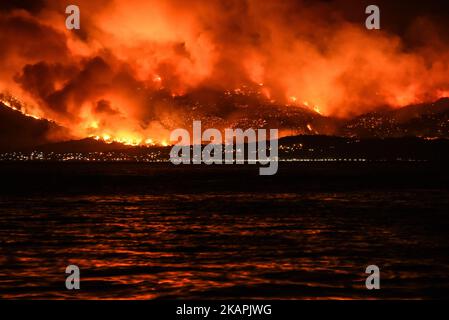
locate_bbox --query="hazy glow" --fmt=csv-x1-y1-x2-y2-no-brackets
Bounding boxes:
1,0,449,143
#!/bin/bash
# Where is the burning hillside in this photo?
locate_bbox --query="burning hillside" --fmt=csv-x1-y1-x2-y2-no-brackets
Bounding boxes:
1,0,449,145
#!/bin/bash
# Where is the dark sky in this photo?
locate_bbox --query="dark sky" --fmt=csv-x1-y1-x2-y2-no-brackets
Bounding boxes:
0,0,45,13
2,0,449,37
3,0,449,21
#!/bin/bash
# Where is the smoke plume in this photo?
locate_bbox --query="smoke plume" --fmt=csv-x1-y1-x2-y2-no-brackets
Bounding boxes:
1,0,449,143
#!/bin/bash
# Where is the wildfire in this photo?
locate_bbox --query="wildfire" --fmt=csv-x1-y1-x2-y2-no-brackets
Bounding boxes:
91,133,168,147
2,0,449,143
0,98,42,120
302,101,323,115
89,121,99,129
306,123,319,134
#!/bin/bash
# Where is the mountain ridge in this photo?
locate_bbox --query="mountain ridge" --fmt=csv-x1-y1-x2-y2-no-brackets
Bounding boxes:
2,97,449,152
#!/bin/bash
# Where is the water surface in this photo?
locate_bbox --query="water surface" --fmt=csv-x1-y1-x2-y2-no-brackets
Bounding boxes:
1,163,449,299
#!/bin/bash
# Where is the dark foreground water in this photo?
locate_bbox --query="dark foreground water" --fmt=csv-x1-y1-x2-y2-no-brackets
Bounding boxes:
0,162,449,299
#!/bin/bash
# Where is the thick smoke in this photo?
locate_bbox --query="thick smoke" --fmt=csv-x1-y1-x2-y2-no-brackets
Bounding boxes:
1,0,449,143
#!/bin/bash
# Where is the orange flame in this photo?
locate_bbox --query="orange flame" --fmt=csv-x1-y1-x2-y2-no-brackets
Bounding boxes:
1,0,449,142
